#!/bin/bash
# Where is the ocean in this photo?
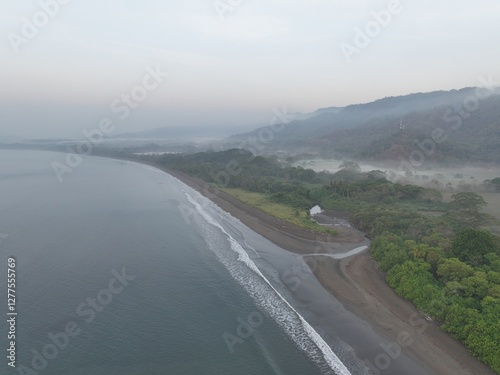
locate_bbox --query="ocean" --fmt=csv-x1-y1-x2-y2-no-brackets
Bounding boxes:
0,150,358,375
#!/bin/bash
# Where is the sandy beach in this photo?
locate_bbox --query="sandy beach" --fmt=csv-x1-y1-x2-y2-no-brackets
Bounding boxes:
138,161,496,375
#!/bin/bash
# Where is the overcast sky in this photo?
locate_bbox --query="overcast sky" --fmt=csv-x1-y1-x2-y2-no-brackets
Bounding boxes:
1,0,500,139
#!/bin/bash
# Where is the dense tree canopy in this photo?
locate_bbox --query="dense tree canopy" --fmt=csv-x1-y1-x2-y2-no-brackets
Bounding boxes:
451,229,499,266
134,149,500,374
451,192,487,213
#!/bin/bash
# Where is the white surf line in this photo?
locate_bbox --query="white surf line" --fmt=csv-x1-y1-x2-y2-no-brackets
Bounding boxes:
302,246,369,260
184,192,352,375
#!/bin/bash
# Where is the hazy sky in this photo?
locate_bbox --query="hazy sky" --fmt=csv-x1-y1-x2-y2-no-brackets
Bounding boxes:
1,0,500,139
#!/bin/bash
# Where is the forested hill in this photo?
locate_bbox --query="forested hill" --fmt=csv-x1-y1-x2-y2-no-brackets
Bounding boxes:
224,87,500,165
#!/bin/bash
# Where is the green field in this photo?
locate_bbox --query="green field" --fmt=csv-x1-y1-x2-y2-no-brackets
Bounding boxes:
220,188,338,235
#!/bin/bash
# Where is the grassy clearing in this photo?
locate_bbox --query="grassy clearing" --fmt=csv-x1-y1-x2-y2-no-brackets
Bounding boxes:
221,188,338,236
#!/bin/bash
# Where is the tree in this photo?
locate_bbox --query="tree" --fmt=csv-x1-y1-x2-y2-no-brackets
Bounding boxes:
492,178,500,192
339,161,361,173
372,241,410,272
484,178,500,192
411,244,429,260
442,304,480,341
444,281,465,296
386,260,437,309
366,170,386,179
426,247,445,272
461,272,489,299
451,192,487,213
451,229,498,266
486,271,500,284
448,192,490,229
485,253,500,272
488,285,500,298
437,258,474,282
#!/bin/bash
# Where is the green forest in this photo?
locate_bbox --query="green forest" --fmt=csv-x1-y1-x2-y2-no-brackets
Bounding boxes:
133,149,500,373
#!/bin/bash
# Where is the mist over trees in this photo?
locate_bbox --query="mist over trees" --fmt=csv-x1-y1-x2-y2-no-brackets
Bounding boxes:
133,148,500,373
225,88,500,165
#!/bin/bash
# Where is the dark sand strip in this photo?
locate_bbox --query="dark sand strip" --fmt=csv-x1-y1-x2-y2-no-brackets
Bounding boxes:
137,161,496,375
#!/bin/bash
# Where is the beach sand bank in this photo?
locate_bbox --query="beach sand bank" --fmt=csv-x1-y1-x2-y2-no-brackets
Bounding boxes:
141,162,495,375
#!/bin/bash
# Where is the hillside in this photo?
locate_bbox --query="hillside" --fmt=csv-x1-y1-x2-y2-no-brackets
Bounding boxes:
225,87,500,165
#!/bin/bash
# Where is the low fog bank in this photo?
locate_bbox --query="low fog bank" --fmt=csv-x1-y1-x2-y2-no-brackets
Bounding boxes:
292,158,500,193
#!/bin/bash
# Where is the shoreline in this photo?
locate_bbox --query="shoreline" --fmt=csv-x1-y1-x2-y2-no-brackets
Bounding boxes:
25,148,494,375
150,164,495,375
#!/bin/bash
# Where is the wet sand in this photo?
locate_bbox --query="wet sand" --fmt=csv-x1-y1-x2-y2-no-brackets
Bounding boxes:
135,161,496,375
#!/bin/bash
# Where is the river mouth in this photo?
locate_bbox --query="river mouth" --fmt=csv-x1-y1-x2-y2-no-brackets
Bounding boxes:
310,210,371,254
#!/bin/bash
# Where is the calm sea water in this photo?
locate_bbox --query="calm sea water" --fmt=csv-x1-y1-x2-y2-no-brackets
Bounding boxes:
0,150,353,375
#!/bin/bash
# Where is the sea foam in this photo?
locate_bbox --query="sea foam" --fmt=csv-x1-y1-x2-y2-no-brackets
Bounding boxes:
185,192,352,375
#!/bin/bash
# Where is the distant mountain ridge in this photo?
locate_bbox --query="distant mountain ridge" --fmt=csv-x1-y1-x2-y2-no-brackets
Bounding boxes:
224,87,500,165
